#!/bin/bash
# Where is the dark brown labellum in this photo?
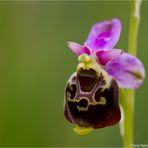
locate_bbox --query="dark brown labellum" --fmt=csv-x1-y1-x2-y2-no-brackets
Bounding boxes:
64,68,121,129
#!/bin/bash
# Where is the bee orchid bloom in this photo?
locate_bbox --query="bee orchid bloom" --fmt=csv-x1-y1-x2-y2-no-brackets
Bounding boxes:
64,18,145,135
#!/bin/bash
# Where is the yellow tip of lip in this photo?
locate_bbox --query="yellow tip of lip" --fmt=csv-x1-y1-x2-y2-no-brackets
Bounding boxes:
73,125,93,136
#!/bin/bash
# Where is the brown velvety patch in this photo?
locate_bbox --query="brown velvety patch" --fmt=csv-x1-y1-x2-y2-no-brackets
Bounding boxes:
77,68,99,92
67,79,121,129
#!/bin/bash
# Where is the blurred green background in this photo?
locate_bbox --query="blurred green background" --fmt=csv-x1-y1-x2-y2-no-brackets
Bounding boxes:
0,1,147,147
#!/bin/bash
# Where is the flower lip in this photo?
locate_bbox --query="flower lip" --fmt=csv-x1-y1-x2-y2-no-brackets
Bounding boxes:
65,74,121,130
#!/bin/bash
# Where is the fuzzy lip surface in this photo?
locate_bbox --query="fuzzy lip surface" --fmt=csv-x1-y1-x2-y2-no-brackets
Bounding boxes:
65,73,121,129
77,68,99,92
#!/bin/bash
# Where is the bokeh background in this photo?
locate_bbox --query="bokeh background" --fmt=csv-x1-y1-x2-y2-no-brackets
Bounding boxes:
0,1,147,147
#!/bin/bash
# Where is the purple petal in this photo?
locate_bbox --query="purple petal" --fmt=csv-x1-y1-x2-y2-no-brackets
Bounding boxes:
104,53,145,89
96,49,123,65
67,42,90,56
84,18,121,50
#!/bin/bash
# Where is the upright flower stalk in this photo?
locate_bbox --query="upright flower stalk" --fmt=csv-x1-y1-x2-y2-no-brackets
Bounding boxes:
120,0,142,147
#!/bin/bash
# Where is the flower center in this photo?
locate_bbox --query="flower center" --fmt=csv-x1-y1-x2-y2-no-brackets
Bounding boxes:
78,54,91,63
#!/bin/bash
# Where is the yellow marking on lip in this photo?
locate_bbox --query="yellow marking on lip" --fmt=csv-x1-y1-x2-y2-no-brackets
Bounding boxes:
67,97,80,102
68,97,106,104
94,97,106,105
73,125,93,136
76,97,106,112
68,96,106,112
87,97,107,106
77,106,89,112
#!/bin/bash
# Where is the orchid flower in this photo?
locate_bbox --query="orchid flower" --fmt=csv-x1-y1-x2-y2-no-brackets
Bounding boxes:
64,18,145,135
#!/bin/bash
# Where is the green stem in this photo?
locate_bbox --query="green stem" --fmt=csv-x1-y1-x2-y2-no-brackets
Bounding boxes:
120,89,135,147
128,0,142,56
120,0,142,148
